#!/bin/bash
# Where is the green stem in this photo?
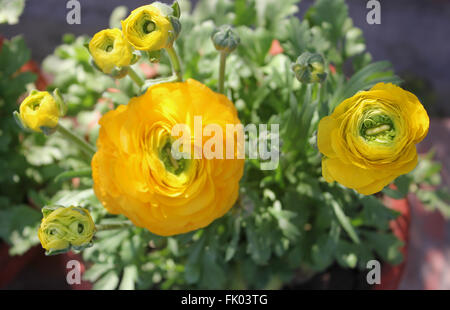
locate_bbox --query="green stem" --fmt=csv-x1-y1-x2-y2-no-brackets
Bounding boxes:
165,45,183,82
141,75,179,91
56,123,96,158
96,221,134,231
218,52,228,94
127,67,145,88
55,168,93,183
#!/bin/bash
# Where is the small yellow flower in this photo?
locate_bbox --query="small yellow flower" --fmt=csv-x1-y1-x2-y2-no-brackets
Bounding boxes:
121,4,174,51
92,79,244,236
38,206,96,254
19,91,60,133
317,83,429,195
89,28,133,74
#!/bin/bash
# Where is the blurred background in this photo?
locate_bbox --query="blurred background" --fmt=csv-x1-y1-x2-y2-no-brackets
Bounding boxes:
0,0,449,289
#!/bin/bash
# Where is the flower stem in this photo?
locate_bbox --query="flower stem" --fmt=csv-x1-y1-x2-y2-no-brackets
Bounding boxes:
96,221,134,231
127,67,145,88
56,123,96,158
218,52,228,94
166,45,183,82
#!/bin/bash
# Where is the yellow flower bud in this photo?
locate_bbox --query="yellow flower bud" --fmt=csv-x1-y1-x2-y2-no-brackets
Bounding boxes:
121,4,175,51
38,206,96,255
317,83,429,195
89,28,134,74
18,91,60,133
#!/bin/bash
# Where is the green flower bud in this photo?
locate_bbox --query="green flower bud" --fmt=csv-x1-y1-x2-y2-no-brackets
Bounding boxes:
38,206,96,256
211,25,240,54
292,52,327,84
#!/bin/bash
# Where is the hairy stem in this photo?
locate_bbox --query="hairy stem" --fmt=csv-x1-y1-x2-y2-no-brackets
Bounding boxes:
218,52,228,94
96,221,134,231
166,45,183,82
127,67,145,88
56,123,96,158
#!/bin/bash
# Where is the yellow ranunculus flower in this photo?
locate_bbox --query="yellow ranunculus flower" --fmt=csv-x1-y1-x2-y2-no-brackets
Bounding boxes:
92,79,244,236
317,83,429,195
89,28,133,74
38,206,96,254
121,4,173,51
19,91,60,133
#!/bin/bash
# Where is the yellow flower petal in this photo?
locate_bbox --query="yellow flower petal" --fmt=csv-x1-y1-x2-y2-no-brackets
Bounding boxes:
317,116,338,158
92,79,244,236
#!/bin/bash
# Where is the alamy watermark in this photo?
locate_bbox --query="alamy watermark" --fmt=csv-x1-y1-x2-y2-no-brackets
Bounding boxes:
170,117,280,170
366,0,381,25
66,259,81,285
66,0,81,25
366,259,381,285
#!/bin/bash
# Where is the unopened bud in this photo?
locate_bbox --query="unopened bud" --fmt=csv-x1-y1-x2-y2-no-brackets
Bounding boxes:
211,25,240,54
292,52,327,84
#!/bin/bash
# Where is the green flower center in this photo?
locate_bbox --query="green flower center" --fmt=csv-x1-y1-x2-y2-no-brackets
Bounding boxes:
31,101,41,111
142,20,156,34
159,141,189,175
101,37,115,52
359,112,396,144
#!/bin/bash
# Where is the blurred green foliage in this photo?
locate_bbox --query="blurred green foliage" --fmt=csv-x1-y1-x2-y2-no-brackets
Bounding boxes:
0,0,26,25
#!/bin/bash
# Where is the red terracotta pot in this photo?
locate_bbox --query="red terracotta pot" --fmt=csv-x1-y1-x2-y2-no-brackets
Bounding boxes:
0,242,41,289
375,195,411,290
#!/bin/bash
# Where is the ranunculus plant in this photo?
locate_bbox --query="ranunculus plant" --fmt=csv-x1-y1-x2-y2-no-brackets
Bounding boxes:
6,0,449,290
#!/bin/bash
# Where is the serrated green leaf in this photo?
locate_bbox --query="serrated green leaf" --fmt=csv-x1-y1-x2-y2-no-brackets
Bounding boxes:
94,270,120,290
119,265,138,290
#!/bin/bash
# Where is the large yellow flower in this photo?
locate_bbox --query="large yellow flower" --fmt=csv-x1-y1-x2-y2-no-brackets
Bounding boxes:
92,79,244,236
38,206,96,254
317,83,429,195
121,4,173,51
89,28,133,74
19,91,60,133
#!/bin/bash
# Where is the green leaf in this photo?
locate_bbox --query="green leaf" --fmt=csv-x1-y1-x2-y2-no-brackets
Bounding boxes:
94,270,120,290
269,201,300,241
54,168,92,183
225,216,241,262
330,200,360,244
51,189,98,208
0,205,41,255
330,61,401,110
416,189,450,218
234,0,257,27
360,196,399,230
311,234,336,270
255,0,299,32
305,0,348,45
200,245,226,289
0,36,31,76
245,220,272,265
336,240,358,269
363,231,404,265
83,263,114,282
184,234,206,284
119,265,138,290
